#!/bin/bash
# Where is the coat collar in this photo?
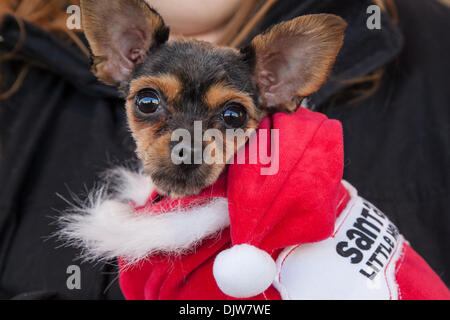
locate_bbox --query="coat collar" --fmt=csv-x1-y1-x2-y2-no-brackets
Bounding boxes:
0,15,118,98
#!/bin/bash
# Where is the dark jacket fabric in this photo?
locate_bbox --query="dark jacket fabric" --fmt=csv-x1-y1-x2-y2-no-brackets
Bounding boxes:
0,0,448,299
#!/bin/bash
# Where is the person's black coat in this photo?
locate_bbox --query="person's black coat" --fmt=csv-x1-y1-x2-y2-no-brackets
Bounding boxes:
0,0,448,299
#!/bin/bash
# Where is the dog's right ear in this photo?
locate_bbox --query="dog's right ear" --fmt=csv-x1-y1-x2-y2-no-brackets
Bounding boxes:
81,0,169,85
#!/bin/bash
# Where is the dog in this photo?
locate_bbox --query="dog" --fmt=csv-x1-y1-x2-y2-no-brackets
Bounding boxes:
80,0,347,198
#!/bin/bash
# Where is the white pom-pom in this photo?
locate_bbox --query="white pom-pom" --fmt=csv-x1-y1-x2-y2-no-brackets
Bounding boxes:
213,244,276,298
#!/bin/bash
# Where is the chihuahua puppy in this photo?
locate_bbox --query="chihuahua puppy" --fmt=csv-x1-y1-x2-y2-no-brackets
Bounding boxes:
80,0,346,198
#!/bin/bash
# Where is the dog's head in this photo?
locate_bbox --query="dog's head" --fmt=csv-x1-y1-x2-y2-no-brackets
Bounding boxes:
81,0,347,197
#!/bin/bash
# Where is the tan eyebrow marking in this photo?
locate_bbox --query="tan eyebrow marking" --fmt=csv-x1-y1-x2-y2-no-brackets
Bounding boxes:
204,82,257,119
128,74,182,104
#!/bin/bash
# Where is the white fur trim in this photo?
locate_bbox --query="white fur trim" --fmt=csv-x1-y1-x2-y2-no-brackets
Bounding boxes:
58,167,230,264
105,167,155,206
213,244,276,298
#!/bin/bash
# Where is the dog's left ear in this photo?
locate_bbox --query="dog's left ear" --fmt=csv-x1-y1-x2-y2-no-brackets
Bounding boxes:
81,0,169,85
243,14,347,112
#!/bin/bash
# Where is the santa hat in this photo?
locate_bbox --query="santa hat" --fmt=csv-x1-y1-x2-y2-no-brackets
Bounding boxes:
213,108,346,298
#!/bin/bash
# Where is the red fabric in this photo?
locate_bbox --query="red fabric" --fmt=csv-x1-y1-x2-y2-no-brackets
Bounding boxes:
227,109,344,252
118,108,449,300
134,174,228,214
395,244,450,300
119,230,282,300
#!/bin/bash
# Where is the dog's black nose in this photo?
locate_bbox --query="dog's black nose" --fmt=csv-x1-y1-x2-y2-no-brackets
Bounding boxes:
170,141,202,170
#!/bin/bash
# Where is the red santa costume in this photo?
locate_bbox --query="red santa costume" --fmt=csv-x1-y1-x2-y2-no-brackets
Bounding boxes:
60,108,450,300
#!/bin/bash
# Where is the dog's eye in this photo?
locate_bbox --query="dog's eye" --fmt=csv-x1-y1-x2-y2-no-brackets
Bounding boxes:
135,89,161,114
222,103,247,128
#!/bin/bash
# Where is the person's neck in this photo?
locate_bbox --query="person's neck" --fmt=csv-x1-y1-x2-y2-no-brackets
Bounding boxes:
146,0,243,45
170,19,231,44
